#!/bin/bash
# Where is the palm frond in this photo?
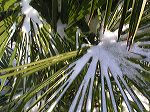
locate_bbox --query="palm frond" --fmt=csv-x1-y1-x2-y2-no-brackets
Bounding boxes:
45,29,150,112
0,0,150,112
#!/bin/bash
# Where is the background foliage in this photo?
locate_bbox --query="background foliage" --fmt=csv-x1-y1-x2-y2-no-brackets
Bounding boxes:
0,0,150,111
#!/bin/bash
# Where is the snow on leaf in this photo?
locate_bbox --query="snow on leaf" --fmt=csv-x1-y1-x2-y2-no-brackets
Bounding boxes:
21,0,43,34
48,30,150,111
14,0,45,64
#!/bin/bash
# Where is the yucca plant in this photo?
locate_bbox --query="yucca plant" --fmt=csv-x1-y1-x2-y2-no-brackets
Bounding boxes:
0,0,150,112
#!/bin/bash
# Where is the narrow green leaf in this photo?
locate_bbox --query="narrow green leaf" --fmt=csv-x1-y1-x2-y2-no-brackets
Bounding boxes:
107,2,123,30
8,76,21,102
0,36,9,60
52,0,58,31
0,50,81,78
127,0,147,49
129,100,147,112
87,0,97,25
103,0,113,32
118,0,130,41
0,77,6,91
8,42,18,66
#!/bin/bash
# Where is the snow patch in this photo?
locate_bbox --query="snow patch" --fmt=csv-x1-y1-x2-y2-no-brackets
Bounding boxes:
57,19,67,38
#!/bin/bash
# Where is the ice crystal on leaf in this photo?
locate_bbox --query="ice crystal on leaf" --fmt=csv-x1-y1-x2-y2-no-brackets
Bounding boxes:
48,30,150,112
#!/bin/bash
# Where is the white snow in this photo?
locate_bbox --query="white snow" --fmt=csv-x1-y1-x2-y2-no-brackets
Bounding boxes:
9,22,16,38
76,27,81,49
8,22,17,50
57,19,67,38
